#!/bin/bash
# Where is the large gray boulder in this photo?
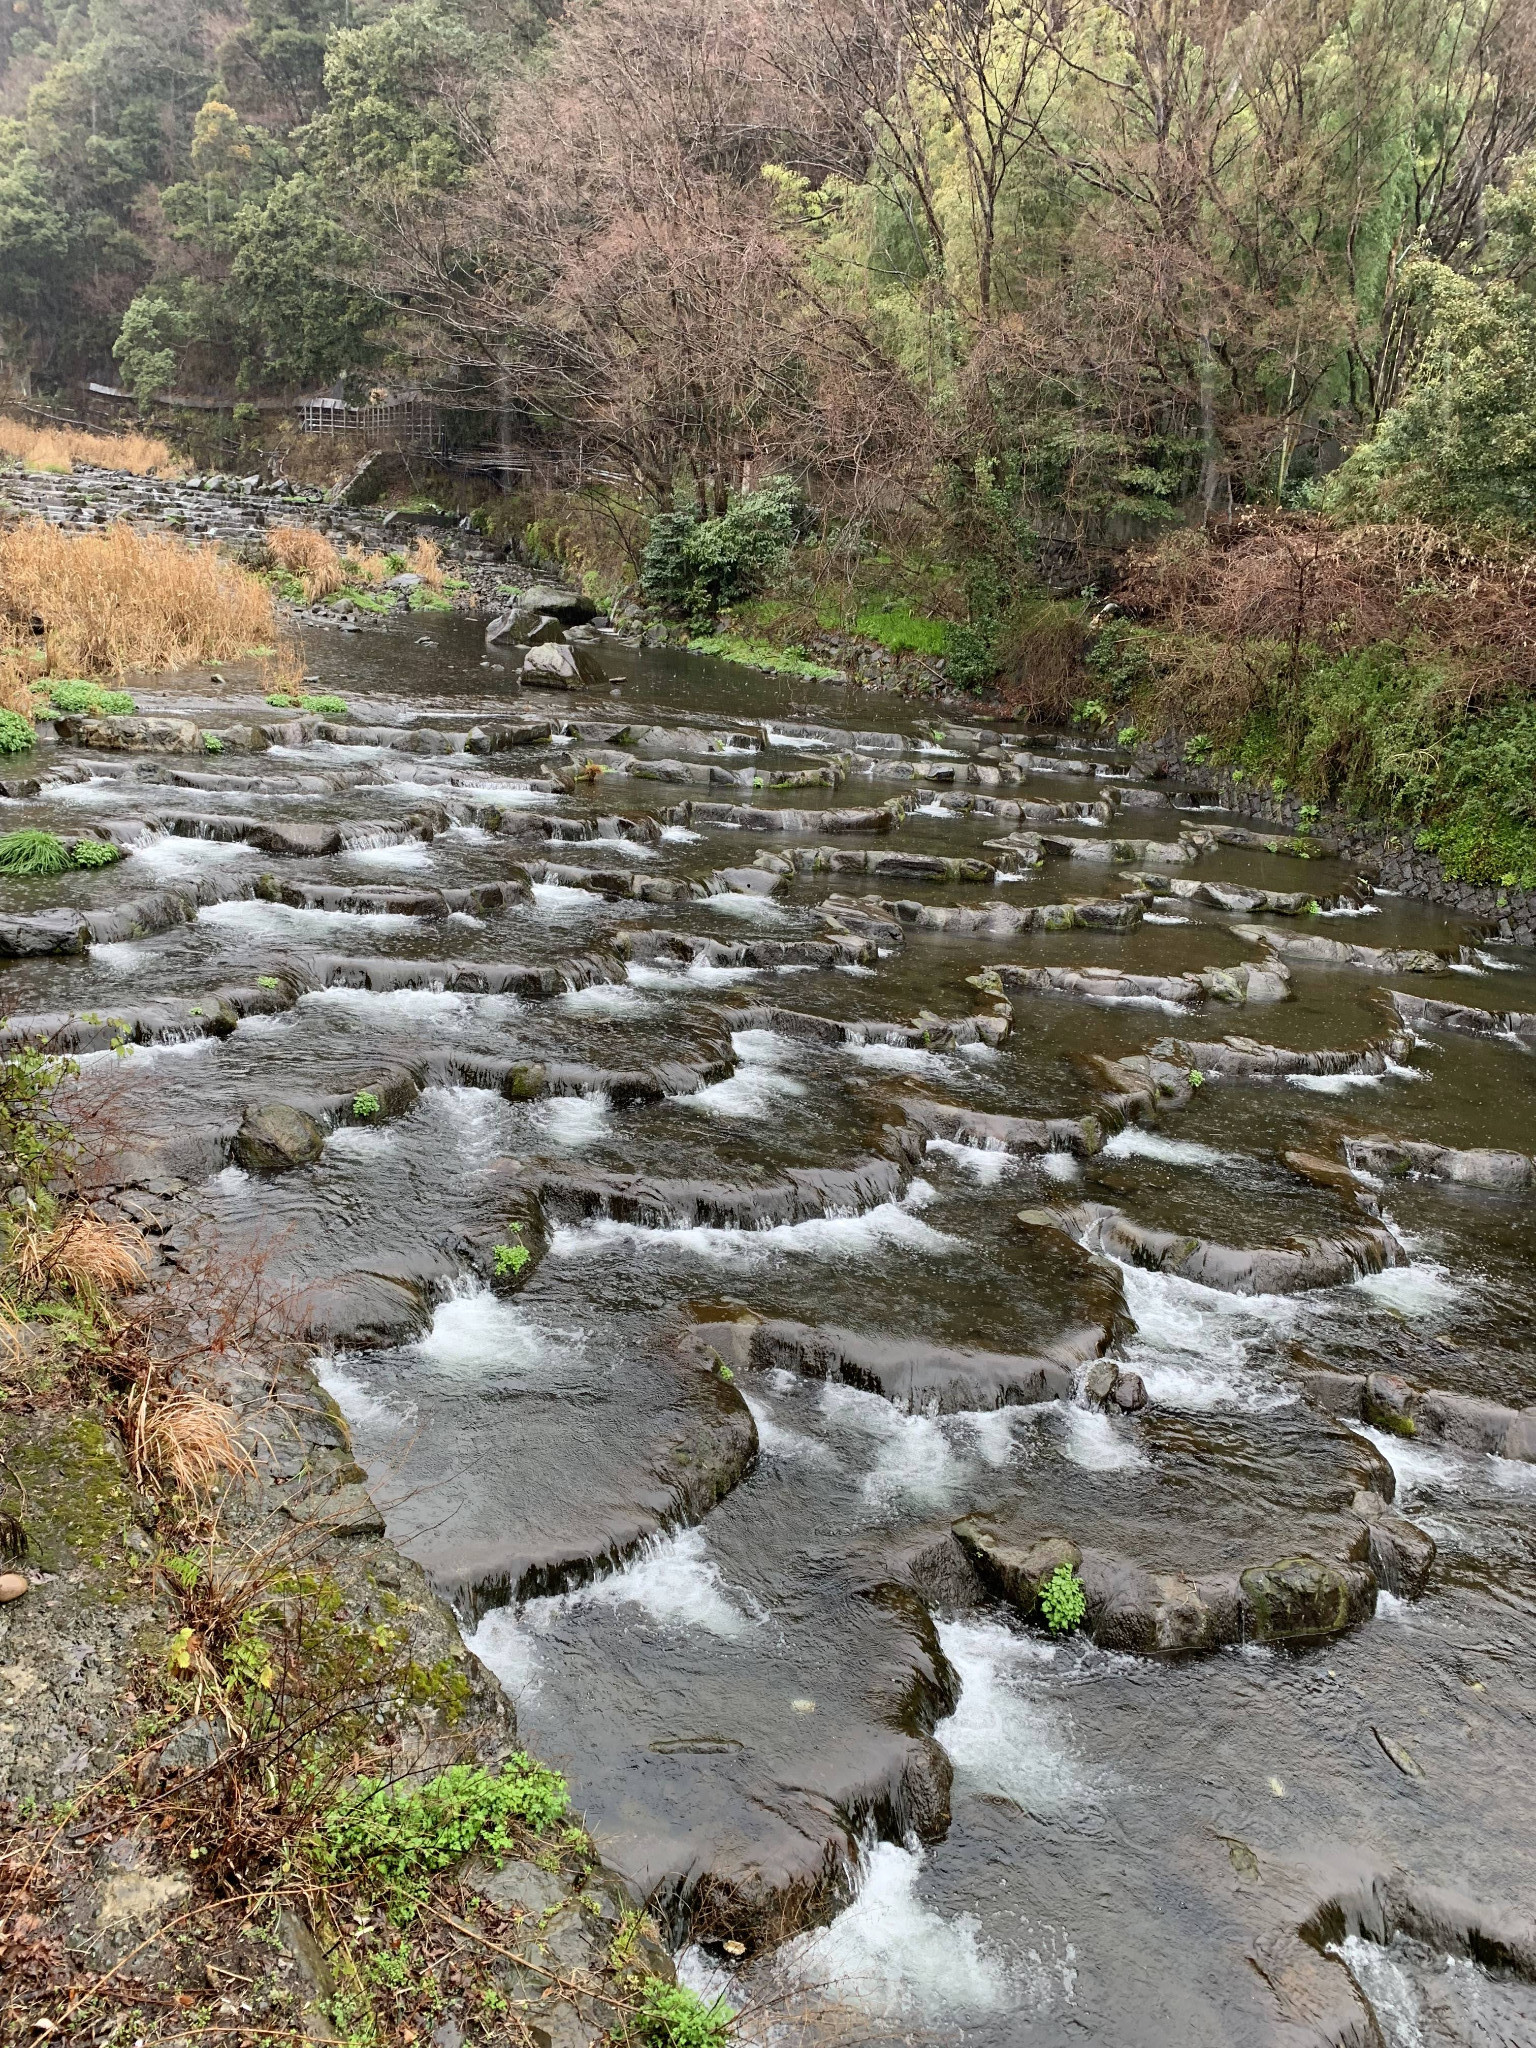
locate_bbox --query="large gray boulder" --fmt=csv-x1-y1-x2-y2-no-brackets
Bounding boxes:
520,641,608,690
510,583,597,625
54,716,202,752
486,608,566,648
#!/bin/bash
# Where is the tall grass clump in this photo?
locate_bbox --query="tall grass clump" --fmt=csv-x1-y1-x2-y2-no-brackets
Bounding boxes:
0,520,276,679
267,524,349,601
0,418,182,477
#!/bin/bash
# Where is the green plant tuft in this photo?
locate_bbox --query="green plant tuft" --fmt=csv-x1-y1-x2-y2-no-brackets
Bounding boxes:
0,828,70,876
352,1090,381,1119
301,693,348,716
1039,1561,1086,1635
492,1237,530,1277
203,731,224,753
317,1759,570,1921
47,681,136,715
0,710,36,755
634,1978,733,2048
69,838,122,868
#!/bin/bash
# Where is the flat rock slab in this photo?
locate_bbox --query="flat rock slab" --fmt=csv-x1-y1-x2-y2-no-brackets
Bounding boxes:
947,1404,1407,1655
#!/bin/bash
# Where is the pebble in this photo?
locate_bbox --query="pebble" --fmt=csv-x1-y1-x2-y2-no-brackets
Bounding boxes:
0,1572,29,1603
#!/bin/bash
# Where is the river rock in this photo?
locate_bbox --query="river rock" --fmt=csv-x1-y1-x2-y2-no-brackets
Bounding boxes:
232,1102,326,1173
1343,1136,1534,1191
1238,1556,1377,1642
521,642,609,690
1023,1200,1405,1294
54,715,202,752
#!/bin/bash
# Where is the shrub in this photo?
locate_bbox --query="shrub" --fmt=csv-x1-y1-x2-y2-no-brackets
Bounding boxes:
943,622,996,690
492,1234,530,1277
642,477,809,621
203,732,224,753
0,710,36,754
0,828,70,876
634,1979,733,2048
993,597,1087,716
1039,1561,1086,1635
317,1759,570,1919
69,838,122,869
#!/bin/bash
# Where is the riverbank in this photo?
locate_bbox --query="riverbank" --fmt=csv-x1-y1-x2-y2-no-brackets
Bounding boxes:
0,1154,696,2045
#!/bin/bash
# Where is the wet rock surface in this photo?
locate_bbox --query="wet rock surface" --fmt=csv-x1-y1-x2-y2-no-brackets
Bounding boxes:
4,599,1536,2045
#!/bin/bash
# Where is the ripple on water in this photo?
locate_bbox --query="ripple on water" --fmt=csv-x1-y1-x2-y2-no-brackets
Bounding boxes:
201,899,421,937
1116,1264,1297,1411
532,1091,613,1146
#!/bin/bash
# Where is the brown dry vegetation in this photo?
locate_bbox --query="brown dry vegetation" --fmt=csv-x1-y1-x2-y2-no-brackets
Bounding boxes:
0,419,182,478
0,520,277,681
407,535,445,586
266,522,349,600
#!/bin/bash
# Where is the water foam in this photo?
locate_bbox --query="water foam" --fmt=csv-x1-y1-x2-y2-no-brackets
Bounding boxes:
549,1201,958,1266
411,1284,559,1383
936,1617,1090,1812
202,898,420,936
776,1842,1023,2022
1061,1405,1148,1469
924,1136,1015,1185
343,840,434,871
1101,1128,1238,1169
534,1091,613,1147
1334,1936,1424,2048
742,1393,840,1467
572,1527,760,1637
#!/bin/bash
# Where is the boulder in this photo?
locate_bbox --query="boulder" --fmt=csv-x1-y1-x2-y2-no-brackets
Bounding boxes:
486,607,567,647
520,641,608,690
510,583,598,625
246,821,344,858
0,909,90,958
233,1102,326,1173
1238,1555,1377,1643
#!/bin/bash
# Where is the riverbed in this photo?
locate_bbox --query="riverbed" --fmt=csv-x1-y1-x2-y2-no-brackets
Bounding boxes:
3,611,1533,2046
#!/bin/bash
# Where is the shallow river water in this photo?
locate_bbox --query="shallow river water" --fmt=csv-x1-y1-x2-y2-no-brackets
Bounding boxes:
4,614,1535,2046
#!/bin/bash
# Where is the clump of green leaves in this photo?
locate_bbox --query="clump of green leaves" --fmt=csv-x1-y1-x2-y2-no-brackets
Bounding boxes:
1038,1561,1086,1635
492,1224,530,1278
302,693,349,716
318,1759,570,1920
257,975,282,989
70,838,122,869
266,692,302,708
0,710,37,755
634,1978,733,2048
0,829,70,876
46,681,136,716
203,731,225,753
352,1090,381,1119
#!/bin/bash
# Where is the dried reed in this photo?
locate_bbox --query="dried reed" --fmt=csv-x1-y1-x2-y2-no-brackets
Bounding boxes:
0,520,276,679
407,535,445,587
267,525,348,601
9,1212,148,1305
131,1383,252,1498
0,418,182,478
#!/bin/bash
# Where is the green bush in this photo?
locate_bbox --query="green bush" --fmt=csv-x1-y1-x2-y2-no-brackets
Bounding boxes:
642,477,810,622
1039,1561,1086,1635
942,622,996,690
634,1979,733,2048
0,710,36,755
0,829,70,876
317,1758,570,1921
69,838,122,868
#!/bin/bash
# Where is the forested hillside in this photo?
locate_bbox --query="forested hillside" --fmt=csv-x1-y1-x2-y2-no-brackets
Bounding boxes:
6,0,1536,880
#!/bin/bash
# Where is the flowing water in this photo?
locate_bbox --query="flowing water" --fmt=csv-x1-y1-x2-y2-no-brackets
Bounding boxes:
6,611,1535,2045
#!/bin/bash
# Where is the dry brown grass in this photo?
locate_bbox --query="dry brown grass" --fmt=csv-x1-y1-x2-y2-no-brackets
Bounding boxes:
0,646,33,716
9,1212,149,1306
0,418,182,478
267,524,348,601
129,1378,252,1498
407,535,445,587
0,519,276,679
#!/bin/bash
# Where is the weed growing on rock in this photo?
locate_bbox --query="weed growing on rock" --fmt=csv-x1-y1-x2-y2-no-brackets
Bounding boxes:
302,693,349,716
0,829,70,876
352,1091,382,1119
634,1977,734,2047
318,1759,571,1921
69,838,121,868
1039,1561,1087,1635
202,732,224,753
492,1226,530,1277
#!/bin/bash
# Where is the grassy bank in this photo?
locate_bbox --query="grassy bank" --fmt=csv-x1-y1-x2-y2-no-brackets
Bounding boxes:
0,521,279,737
0,419,182,478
